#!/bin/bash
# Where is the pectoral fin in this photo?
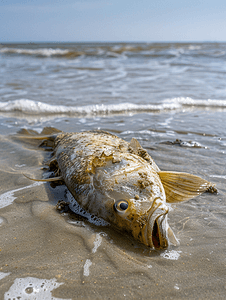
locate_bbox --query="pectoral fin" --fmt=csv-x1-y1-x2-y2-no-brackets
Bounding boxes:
23,173,63,182
159,171,215,203
167,226,179,246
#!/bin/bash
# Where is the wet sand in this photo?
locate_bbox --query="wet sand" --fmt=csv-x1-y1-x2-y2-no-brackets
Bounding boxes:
0,132,225,299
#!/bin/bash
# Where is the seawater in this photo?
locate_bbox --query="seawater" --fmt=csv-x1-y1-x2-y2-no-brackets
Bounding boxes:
0,42,225,299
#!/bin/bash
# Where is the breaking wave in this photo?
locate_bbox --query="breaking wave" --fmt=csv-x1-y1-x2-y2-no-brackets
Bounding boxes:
0,47,69,56
0,98,226,117
0,47,73,57
1,43,225,59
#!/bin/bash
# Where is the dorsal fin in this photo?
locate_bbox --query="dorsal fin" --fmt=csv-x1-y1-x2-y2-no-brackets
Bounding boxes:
128,138,160,172
159,171,215,203
129,138,142,152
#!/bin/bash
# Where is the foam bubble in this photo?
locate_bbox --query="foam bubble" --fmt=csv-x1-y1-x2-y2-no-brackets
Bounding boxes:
15,164,26,168
0,272,11,281
160,250,182,260
67,192,109,226
92,233,102,253
0,182,43,209
4,277,70,300
83,259,92,277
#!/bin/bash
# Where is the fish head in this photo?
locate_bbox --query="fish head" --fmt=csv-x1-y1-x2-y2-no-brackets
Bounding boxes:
110,196,170,249
92,156,177,249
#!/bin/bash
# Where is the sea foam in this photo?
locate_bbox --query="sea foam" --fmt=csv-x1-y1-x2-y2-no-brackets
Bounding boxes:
0,47,69,57
0,98,226,117
4,277,70,300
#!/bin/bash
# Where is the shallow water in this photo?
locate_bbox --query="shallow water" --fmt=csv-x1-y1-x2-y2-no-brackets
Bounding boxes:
0,42,226,299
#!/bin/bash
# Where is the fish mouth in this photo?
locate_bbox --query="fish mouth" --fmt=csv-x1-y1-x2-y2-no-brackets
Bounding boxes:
152,219,161,248
151,215,168,249
143,199,169,249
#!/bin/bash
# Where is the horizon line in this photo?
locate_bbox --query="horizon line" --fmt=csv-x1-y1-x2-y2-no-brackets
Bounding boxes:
0,40,226,44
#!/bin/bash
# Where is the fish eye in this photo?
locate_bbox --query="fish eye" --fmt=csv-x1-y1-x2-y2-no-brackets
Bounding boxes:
114,200,129,213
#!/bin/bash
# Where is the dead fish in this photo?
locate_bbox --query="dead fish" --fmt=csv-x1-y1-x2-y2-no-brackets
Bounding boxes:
17,127,216,249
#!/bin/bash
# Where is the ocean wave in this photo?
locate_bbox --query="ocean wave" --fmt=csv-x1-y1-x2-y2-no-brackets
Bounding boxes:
0,46,126,58
0,45,152,58
1,43,225,59
164,97,226,108
0,99,179,115
0,47,71,57
0,98,226,117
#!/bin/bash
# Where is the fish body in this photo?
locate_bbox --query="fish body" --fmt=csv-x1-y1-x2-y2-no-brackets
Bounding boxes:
17,128,216,249
53,130,170,248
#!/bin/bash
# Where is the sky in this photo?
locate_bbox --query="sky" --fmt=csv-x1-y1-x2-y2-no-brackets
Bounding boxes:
0,0,226,42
